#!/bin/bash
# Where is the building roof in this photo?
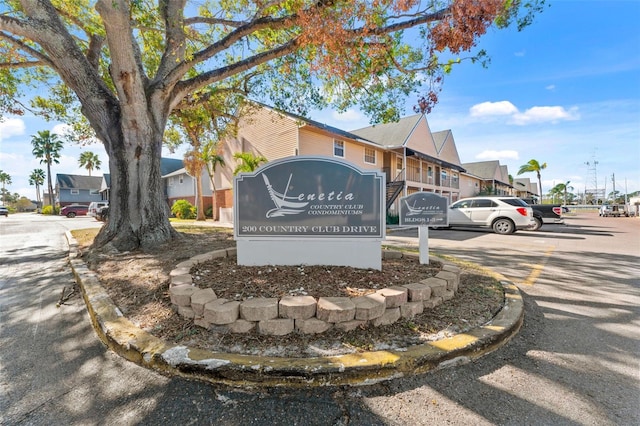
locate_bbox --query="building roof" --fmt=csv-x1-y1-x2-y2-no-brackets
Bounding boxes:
163,167,188,178
350,114,422,148
160,158,184,176
249,101,374,145
431,130,450,153
462,161,503,180
56,174,103,190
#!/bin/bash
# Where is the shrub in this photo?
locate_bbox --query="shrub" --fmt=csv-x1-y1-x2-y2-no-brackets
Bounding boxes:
386,212,399,225
171,200,196,219
41,205,58,215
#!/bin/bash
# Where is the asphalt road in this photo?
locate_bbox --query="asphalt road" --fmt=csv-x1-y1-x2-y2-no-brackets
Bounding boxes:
1,212,638,425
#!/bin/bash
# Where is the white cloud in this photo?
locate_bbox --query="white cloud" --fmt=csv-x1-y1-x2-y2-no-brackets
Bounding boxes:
52,123,71,136
476,150,520,161
545,84,556,91
0,118,26,142
469,101,580,126
514,50,526,57
331,109,365,122
469,101,518,117
510,106,580,125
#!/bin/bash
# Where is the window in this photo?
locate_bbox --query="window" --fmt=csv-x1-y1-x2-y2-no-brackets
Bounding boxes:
396,157,403,170
333,140,345,157
364,147,376,164
471,199,497,208
70,189,79,195
90,189,99,195
179,175,184,184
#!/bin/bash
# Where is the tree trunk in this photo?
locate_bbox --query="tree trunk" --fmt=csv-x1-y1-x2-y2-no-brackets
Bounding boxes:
93,123,178,252
195,172,206,221
211,179,218,221
47,163,54,208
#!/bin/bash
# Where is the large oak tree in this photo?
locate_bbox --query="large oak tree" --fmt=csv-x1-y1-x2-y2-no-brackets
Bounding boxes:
0,0,544,251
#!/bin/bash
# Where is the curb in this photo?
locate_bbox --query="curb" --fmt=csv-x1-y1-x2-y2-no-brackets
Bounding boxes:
65,231,524,388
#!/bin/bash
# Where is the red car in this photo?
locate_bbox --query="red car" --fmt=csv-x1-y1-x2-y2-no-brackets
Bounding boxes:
60,204,89,218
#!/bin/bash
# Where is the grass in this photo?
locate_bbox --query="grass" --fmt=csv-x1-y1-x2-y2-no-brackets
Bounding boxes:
70,228,99,246
70,223,232,247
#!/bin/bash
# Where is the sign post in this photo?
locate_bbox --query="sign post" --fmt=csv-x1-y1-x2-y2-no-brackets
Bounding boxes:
398,192,449,264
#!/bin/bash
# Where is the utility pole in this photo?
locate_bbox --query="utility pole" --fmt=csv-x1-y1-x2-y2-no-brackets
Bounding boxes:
585,155,604,204
612,173,616,203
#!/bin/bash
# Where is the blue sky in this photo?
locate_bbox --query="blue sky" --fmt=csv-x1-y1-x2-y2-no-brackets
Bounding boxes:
1,0,639,201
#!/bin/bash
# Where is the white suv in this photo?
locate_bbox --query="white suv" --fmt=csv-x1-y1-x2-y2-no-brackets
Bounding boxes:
447,196,535,234
88,201,109,217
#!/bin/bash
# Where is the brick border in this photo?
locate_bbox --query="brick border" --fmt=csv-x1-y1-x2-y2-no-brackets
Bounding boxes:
169,248,461,336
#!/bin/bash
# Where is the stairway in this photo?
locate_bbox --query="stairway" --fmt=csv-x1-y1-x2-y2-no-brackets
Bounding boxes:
386,180,404,210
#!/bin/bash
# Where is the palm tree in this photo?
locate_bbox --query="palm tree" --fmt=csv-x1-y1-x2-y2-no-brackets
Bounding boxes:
518,159,547,202
78,151,102,176
28,169,46,208
552,181,573,205
202,141,225,221
233,152,267,175
31,130,63,207
0,170,11,205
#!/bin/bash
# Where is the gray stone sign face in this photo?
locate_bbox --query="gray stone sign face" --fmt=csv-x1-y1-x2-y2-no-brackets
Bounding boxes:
399,192,449,226
234,156,385,238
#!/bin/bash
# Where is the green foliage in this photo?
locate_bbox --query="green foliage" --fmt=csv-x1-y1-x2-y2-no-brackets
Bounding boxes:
386,212,399,225
28,169,45,186
171,200,196,219
233,152,267,175
78,151,101,176
31,130,63,166
41,205,58,215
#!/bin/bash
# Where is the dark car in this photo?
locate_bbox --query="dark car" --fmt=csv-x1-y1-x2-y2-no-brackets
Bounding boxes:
0,206,8,217
95,206,109,222
60,204,89,218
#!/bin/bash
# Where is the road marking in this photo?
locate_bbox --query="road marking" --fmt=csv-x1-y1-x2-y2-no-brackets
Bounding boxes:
521,246,555,286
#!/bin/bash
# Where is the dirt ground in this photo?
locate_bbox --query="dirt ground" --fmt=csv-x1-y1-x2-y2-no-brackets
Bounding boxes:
77,225,504,357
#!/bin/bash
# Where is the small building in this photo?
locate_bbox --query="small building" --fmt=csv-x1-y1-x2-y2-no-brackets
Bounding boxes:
461,161,514,197
163,167,213,212
55,174,103,207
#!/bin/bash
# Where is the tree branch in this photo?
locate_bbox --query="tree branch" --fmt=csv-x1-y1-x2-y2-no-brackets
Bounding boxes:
156,0,188,81
171,37,300,106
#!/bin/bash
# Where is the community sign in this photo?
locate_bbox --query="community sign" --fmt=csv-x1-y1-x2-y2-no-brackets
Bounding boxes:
234,156,385,239
399,192,449,227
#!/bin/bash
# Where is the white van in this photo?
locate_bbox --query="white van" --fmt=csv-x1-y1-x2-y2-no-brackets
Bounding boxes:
88,201,109,217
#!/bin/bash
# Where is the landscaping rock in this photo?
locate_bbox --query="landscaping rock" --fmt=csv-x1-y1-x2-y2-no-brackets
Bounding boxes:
258,318,294,336
316,297,356,323
240,298,279,321
279,295,317,319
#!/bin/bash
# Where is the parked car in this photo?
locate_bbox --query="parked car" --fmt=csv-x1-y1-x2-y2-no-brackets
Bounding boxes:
599,204,630,217
520,198,564,230
0,206,8,217
60,204,89,218
88,201,109,217
444,196,535,234
95,206,109,222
